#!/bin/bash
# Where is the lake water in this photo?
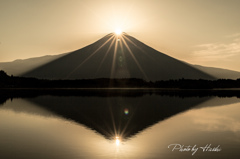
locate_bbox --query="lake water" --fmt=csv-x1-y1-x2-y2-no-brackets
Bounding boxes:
0,91,240,159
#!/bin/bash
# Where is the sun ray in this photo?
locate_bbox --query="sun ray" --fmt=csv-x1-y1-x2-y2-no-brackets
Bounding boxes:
107,100,118,138
121,36,149,81
119,106,138,138
110,36,119,79
79,113,113,138
122,34,138,47
66,34,114,78
118,36,128,69
122,34,154,60
96,36,116,75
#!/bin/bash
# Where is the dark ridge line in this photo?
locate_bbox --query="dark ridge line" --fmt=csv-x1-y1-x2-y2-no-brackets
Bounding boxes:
1,88,240,106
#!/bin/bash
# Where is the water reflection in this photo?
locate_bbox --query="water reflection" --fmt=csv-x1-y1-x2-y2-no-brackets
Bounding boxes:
115,137,121,146
0,92,240,159
19,95,211,140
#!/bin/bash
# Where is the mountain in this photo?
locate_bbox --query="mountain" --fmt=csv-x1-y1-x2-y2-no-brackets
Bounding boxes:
1,32,238,81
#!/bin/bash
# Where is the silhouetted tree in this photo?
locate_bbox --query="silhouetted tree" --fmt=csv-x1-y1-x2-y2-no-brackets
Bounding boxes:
1,70,240,89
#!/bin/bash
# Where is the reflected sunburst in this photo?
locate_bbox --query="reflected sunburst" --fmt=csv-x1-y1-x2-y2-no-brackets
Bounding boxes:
115,136,121,146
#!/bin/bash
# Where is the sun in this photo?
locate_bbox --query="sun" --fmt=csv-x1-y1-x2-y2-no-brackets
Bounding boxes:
115,28,122,35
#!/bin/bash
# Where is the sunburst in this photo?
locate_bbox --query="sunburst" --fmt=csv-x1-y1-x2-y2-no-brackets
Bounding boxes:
115,28,122,35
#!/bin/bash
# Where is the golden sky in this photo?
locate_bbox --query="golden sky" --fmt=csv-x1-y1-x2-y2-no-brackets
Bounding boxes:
1,0,240,71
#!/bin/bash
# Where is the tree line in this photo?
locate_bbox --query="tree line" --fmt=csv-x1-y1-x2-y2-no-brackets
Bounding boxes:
1,70,240,89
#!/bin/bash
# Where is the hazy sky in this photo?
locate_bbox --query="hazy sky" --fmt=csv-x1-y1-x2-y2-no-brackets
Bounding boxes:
1,0,240,71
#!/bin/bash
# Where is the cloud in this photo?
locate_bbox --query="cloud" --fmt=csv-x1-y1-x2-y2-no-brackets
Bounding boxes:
193,34,240,61
226,33,240,38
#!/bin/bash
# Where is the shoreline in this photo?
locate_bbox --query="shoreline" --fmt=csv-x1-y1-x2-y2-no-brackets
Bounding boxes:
1,87,240,90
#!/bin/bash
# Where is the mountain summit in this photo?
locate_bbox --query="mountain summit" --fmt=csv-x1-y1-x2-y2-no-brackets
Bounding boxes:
12,32,213,81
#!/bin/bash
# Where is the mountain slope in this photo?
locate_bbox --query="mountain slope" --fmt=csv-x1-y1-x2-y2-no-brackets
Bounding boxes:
17,33,214,81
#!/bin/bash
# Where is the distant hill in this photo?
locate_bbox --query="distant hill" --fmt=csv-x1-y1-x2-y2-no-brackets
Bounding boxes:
0,33,239,80
0,53,67,76
193,65,240,79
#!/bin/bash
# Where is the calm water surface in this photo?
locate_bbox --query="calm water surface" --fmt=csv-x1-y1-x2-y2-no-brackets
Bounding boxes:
0,93,240,159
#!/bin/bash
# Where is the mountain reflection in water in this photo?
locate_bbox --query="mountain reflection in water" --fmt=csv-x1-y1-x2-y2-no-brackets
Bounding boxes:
1,90,213,140
0,90,240,159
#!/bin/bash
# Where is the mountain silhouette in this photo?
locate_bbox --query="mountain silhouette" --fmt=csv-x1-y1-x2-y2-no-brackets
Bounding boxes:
11,33,214,81
2,33,240,80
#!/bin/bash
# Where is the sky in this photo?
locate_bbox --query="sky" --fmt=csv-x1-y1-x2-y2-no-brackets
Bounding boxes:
1,0,240,71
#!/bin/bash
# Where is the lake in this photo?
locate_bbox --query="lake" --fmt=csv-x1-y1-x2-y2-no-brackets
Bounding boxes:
0,89,240,159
